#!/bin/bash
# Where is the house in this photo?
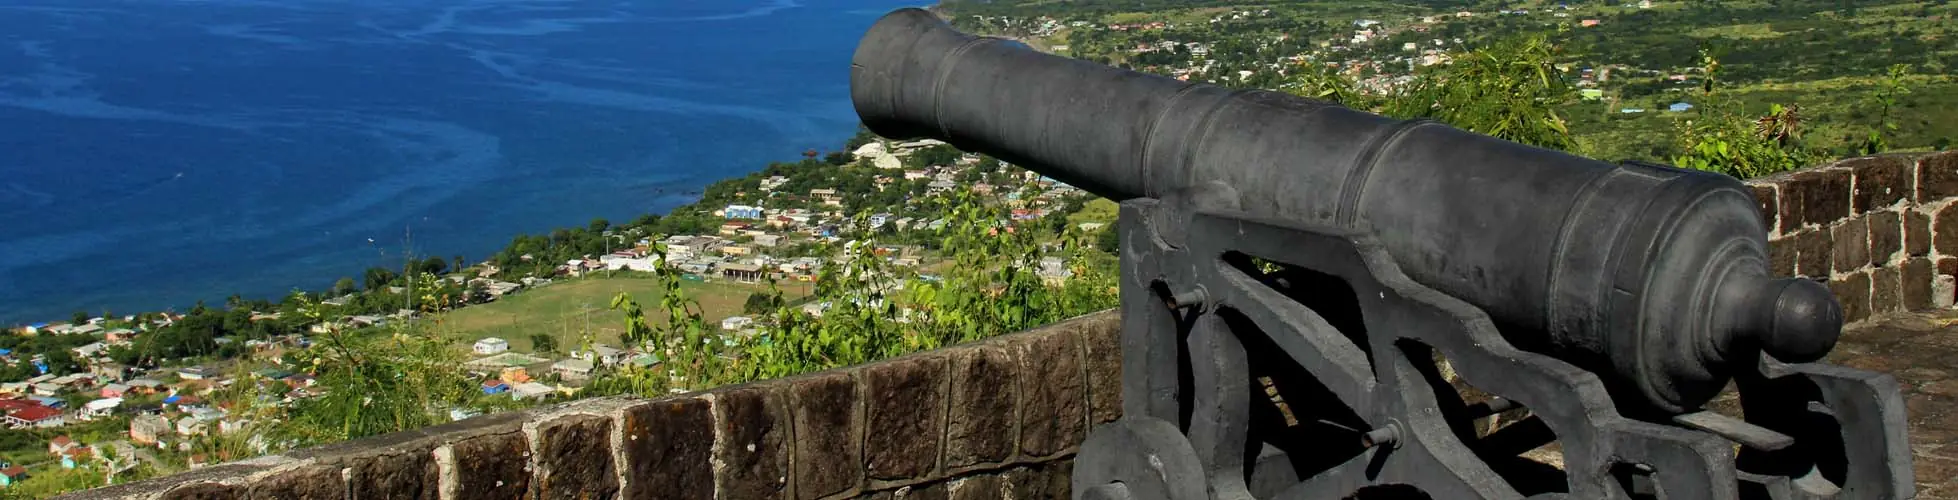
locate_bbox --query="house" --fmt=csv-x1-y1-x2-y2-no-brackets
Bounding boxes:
71,323,103,336
721,316,754,331
49,435,77,455
720,245,752,256
177,367,213,380
82,398,121,420
176,415,209,437
1669,102,1694,113
511,382,557,401
125,379,165,393
0,466,26,487
1579,19,1600,27
103,329,137,343
130,414,172,446
724,204,765,220
551,359,594,380
474,337,510,355
60,446,92,469
578,345,628,366
101,383,131,398
5,405,64,428
481,379,509,395
753,234,782,247
810,189,842,206
721,263,764,283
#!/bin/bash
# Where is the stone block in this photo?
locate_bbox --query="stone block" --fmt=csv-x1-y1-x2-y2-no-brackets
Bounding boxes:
449,431,533,500
1908,210,1934,257
1832,217,1869,273
792,371,862,499
1905,258,1936,310
1016,331,1087,458
1872,267,1902,314
1002,462,1073,499
1768,238,1796,277
534,414,618,500
348,449,438,500
1830,273,1872,324
1849,155,1911,213
948,476,1003,500
246,464,345,500
864,355,948,481
622,397,715,500
1942,258,1958,279
1780,168,1851,228
945,344,1018,469
900,482,950,500
1752,184,1779,234
1080,315,1123,426
1866,211,1902,267
715,385,791,499
1938,204,1958,257
160,483,245,500
1917,151,1958,202
1793,229,1833,279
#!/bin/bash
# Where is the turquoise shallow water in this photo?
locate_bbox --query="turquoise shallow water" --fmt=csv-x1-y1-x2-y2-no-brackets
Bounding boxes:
0,0,924,324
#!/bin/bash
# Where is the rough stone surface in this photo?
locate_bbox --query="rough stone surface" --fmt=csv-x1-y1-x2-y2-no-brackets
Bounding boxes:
1826,310,1958,499
1870,210,1904,266
348,449,439,500
946,344,1018,469
1906,258,1937,310
1753,184,1780,234
1781,168,1852,228
1835,217,1871,273
1909,210,1935,257
534,414,618,500
899,482,950,500
1769,236,1797,277
1794,229,1834,278
1938,204,1958,257
246,464,345,500
948,476,1003,500
450,431,533,500
159,483,245,500
1832,273,1873,324
622,397,715,500
1080,314,1124,426
1002,462,1073,499
1017,330,1087,458
792,371,862,500
1852,155,1912,213
715,385,791,499
1873,267,1903,314
1943,258,1958,280
864,355,948,481
1918,151,1958,202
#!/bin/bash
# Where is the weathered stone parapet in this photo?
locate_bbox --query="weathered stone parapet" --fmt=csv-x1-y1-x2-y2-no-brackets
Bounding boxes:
1748,151,1958,324
56,311,1121,500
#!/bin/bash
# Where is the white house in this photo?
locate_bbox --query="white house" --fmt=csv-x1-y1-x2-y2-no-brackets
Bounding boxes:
473,338,510,355
552,359,595,380
720,316,754,331
511,382,556,401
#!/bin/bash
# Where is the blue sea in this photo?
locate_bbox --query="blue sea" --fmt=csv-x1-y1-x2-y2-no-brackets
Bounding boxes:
0,0,926,324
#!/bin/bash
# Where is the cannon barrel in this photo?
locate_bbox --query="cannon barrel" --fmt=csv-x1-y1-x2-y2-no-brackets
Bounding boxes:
849,8,1842,413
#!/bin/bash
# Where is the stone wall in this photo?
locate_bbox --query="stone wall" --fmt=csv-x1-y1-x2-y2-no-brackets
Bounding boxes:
1747,151,1958,323
58,311,1121,500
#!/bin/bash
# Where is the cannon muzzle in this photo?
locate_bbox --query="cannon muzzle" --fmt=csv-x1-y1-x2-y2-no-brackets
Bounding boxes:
849,8,1841,413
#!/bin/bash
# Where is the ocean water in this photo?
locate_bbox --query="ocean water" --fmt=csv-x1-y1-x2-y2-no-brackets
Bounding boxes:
0,0,926,324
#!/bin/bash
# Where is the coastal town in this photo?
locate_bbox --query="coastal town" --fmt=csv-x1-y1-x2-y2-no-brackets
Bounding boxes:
0,135,1105,493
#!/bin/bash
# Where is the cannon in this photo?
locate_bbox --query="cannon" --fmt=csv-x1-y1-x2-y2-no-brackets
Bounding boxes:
851,8,1914,500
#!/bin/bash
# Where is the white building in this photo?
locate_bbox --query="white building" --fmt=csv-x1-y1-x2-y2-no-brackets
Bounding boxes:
721,316,754,331
511,382,556,401
473,337,510,355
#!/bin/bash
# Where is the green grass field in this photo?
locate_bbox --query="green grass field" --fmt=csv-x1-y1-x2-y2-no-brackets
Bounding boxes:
429,275,813,355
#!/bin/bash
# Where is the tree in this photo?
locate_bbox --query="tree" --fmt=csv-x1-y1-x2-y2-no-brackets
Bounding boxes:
364,267,398,291
331,277,357,297
743,292,780,315
71,311,88,325
590,218,612,234
530,333,559,354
